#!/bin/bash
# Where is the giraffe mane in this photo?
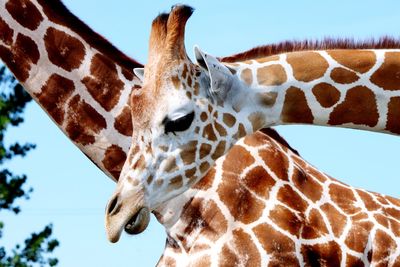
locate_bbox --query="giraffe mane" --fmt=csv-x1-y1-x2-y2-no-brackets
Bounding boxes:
260,128,300,156
219,36,400,62
37,0,143,70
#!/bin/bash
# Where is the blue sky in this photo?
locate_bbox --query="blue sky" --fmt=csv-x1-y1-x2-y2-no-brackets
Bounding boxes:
2,1,400,266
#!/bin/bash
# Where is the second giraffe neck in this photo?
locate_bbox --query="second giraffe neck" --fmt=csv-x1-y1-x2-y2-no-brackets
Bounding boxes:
229,49,400,135
0,0,142,179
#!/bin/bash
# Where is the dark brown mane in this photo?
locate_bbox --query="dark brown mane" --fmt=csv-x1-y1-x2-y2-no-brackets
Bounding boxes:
37,0,143,71
220,37,400,63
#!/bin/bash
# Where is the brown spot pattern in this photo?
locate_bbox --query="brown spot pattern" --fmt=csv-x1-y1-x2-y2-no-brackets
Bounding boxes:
301,209,329,239
0,18,13,45
256,55,279,63
200,112,208,122
191,257,210,267
181,198,227,242
223,145,254,174
329,86,379,127
214,121,227,136
228,229,261,267
202,124,217,141
211,141,226,160
387,196,400,207
374,193,390,205
159,256,176,267
223,113,236,127
248,112,266,132
270,204,302,237
281,86,314,124
82,53,124,111
259,145,289,181
114,106,133,136
168,176,183,191
329,184,360,214
287,51,329,82
6,0,43,30
102,145,126,179
257,64,287,86
180,141,197,165
163,157,178,173
193,168,215,190
301,241,342,267
320,203,347,237
0,33,39,82
312,83,341,108
132,155,146,171
240,68,253,85
220,246,240,267
330,67,359,84
234,123,247,139
44,27,85,71
218,169,264,224
292,168,322,202
171,75,180,89
184,167,196,180
36,0,142,75
258,91,278,106
346,255,365,267
243,166,275,198
199,143,212,159
35,74,75,124
370,52,400,90
357,190,380,211
374,214,389,228
386,96,400,134
244,131,270,147
253,223,298,265
372,229,397,264
384,207,400,219
277,185,307,213
66,95,107,145
199,161,210,173
345,221,373,253
328,50,376,73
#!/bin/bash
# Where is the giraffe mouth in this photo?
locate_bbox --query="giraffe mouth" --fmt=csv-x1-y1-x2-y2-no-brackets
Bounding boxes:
124,207,150,235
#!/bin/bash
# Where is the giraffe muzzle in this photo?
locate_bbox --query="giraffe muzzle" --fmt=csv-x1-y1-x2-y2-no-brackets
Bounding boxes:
105,189,149,242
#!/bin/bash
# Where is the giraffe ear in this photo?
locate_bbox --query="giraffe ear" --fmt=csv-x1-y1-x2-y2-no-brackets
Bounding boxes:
194,46,234,100
134,68,145,82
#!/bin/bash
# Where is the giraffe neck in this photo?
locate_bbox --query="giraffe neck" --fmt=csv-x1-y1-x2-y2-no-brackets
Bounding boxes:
0,0,141,179
229,49,400,135
155,129,400,266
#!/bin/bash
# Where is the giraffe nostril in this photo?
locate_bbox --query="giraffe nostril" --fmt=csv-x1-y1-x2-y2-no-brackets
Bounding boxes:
107,194,119,215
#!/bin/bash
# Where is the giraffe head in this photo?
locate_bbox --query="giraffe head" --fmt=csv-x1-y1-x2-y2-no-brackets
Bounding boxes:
105,5,274,242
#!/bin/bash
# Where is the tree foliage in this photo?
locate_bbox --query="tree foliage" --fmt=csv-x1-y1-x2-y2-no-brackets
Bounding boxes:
0,66,59,267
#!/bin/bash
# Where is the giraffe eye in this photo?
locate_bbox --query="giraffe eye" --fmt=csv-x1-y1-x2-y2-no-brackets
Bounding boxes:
163,112,195,134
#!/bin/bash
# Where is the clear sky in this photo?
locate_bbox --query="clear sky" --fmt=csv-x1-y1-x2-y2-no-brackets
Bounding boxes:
2,1,400,266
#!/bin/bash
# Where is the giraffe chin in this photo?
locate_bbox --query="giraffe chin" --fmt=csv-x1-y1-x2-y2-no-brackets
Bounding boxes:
124,207,150,235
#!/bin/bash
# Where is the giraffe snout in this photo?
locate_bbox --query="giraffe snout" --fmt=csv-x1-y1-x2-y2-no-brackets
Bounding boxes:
105,187,149,243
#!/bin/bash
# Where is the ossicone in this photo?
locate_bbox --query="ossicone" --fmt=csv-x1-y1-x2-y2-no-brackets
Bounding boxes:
148,4,194,63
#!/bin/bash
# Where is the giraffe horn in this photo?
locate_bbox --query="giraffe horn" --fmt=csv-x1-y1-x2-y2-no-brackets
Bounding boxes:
148,12,169,58
164,5,194,61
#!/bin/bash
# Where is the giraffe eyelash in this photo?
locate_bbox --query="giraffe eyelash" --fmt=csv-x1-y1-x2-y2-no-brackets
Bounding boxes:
163,112,195,134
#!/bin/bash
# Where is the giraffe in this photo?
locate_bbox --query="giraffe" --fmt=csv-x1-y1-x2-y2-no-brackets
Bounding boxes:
0,0,142,180
2,1,400,266
104,5,400,265
155,128,400,266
